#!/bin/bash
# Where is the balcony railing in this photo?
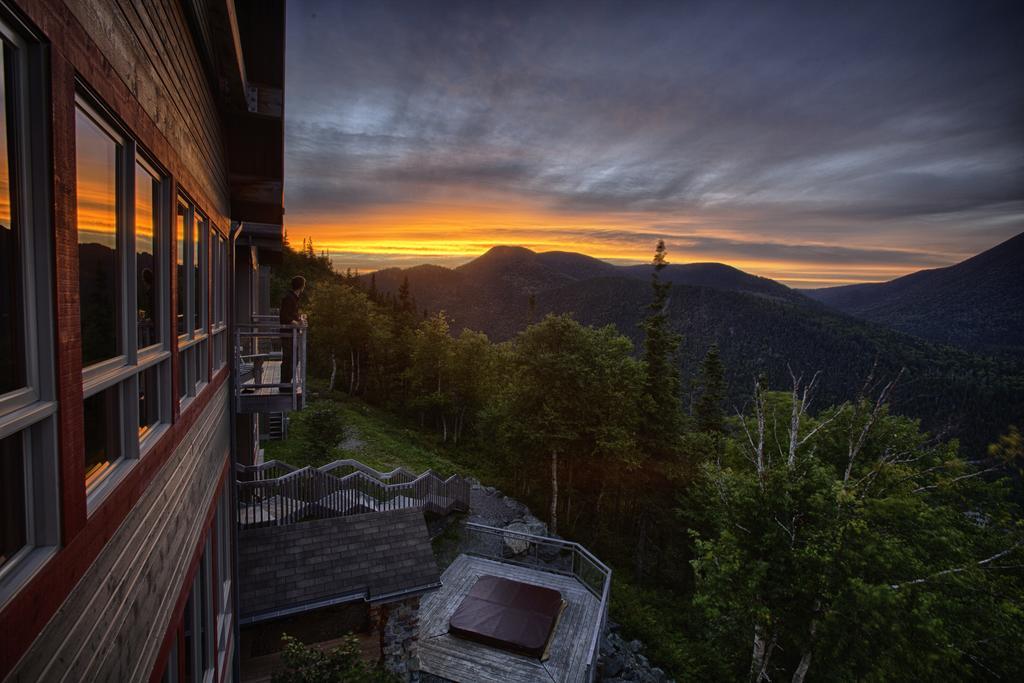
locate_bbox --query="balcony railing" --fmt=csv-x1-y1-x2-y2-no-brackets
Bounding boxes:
234,320,307,413
235,459,471,528
462,522,612,681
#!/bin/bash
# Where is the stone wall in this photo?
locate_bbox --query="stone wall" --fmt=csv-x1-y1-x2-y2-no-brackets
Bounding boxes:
372,595,423,682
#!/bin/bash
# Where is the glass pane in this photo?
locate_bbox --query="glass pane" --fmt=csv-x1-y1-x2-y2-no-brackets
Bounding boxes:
138,364,160,438
200,547,213,672
193,216,205,331
183,588,195,683
193,340,206,391
0,45,26,395
135,163,159,349
83,385,121,488
178,349,187,400
0,432,27,570
76,107,121,367
176,202,187,336
161,640,178,683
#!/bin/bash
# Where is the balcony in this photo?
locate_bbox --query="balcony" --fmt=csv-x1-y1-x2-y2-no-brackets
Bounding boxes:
418,524,611,683
234,319,307,413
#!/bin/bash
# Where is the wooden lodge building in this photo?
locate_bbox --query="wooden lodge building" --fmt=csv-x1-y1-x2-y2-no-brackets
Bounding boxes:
0,0,288,679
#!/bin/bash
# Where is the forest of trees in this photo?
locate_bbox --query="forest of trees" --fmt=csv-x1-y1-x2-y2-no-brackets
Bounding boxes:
274,238,1023,681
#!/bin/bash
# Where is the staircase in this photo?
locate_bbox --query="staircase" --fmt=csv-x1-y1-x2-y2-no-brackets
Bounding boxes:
235,459,471,529
265,412,286,440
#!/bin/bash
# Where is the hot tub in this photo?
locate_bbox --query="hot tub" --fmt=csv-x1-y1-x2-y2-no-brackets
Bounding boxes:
448,575,565,659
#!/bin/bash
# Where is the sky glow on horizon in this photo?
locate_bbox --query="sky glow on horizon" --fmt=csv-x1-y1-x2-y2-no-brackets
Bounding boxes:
284,0,1024,288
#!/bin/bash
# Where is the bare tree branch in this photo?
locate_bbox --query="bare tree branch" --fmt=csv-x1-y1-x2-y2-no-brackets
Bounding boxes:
890,542,1023,590
912,466,1002,493
845,368,904,483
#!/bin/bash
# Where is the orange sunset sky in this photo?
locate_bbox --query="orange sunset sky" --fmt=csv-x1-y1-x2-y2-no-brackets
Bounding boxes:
283,2,1024,289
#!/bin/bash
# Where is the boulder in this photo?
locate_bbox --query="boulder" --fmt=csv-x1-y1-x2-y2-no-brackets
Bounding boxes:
502,521,532,555
603,654,626,678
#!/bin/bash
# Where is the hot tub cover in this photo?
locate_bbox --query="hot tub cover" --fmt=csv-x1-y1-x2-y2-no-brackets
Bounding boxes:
448,575,564,658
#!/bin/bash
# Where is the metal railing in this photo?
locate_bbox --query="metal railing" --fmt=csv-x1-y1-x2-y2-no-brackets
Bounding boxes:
234,320,307,411
463,522,612,681
235,459,471,529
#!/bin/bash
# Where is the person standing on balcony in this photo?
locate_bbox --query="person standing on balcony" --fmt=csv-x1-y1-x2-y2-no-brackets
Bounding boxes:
279,275,306,392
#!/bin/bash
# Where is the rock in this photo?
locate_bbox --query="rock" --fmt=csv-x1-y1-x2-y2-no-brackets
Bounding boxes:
483,485,496,495
521,517,549,537
521,514,548,534
603,654,626,678
650,667,666,682
502,522,532,555
628,640,643,654
468,514,500,528
465,476,481,488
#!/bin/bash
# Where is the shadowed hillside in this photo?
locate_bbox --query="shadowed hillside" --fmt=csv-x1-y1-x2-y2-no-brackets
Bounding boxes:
362,245,1023,452
805,231,1024,356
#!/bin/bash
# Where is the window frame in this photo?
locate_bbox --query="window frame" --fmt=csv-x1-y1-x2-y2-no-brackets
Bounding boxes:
74,89,172,511
211,229,228,370
176,195,211,408
0,8,59,609
75,95,128,385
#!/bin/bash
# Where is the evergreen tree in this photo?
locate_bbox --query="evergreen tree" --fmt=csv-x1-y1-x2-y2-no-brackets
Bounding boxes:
398,275,414,313
695,344,726,433
639,240,683,456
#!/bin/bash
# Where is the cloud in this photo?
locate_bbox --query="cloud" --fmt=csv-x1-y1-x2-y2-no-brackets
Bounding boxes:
283,0,1024,284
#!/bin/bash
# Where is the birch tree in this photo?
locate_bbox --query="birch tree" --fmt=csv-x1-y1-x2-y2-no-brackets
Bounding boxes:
688,382,1024,681
503,314,644,536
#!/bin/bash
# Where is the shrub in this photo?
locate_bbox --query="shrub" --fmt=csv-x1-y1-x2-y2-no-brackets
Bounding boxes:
271,634,398,683
289,400,348,463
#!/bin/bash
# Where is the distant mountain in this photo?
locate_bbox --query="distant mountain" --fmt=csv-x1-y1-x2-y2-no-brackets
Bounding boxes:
804,232,1024,356
362,245,1023,451
367,245,810,332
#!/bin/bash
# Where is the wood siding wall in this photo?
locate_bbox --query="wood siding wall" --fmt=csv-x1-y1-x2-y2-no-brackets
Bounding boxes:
0,0,239,677
63,0,230,218
6,384,230,681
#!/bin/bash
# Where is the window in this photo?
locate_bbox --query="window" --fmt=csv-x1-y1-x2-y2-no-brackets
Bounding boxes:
82,385,122,487
0,433,26,570
136,162,160,349
214,482,233,673
211,231,228,369
75,93,170,506
0,11,59,605
180,540,216,683
176,197,211,405
160,640,178,683
75,107,121,367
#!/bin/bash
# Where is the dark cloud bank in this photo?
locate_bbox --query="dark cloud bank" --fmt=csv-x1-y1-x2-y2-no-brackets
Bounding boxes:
285,0,1024,277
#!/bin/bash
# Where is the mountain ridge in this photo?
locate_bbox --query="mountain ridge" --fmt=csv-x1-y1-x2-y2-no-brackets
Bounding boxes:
358,242,1023,451
804,231,1024,356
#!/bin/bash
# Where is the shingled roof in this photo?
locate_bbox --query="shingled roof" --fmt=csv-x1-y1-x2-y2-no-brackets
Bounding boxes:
238,507,441,624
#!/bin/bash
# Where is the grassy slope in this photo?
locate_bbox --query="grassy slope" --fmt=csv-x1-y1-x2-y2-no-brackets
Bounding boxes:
263,392,692,677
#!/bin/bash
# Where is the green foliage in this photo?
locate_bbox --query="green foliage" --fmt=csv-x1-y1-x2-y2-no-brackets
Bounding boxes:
685,395,1024,681
503,314,645,465
288,400,347,463
271,634,397,683
267,240,1023,681
639,240,684,457
694,343,726,434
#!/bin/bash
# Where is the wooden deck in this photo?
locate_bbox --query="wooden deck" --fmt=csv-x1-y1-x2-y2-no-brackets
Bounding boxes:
419,555,601,683
237,360,303,413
